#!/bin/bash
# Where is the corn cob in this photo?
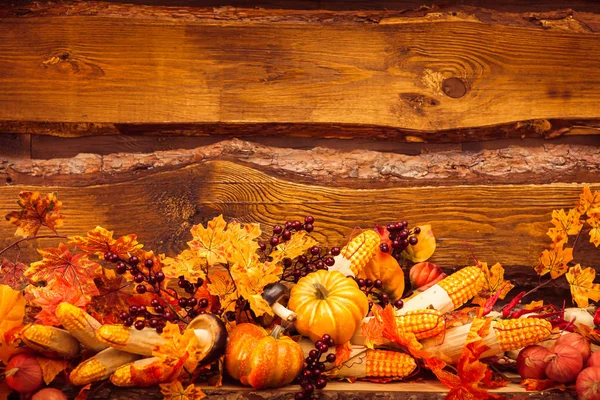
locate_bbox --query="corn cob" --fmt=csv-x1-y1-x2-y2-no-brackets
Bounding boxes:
336,230,380,276
330,350,416,379
20,324,81,358
396,309,445,340
56,302,108,352
96,325,164,356
70,348,142,386
111,356,182,387
400,266,485,314
421,317,553,363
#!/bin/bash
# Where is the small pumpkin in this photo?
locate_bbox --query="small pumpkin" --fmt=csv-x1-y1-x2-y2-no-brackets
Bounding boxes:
225,324,303,389
409,261,446,291
288,270,369,344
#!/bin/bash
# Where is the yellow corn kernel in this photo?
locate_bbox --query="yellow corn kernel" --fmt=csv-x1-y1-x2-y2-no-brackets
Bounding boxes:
396,309,445,339
96,324,131,347
70,358,108,386
56,302,107,352
341,230,380,275
366,350,416,378
110,364,133,387
437,266,486,308
22,324,53,348
20,324,81,358
493,318,552,351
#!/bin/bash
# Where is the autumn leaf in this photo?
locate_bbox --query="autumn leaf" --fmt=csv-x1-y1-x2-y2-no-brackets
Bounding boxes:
69,226,143,259
226,221,261,254
188,215,229,265
25,243,102,298
576,325,600,347
401,224,436,263
523,300,544,310
565,264,600,308
577,186,600,217
5,191,65,238
0,258,28,290
89,268,141,324
0,284,25,363
0,381,12,400
269,231,317,265
334,342,353,367
160,381,206,400
153,322,207,372
520,378,565,392
549,208,583,236
589,215,600,248
74,384,91,400
472,263,514,306
37,357,68,384
207,271,238,314
162,249,206,285
535,245,573,279
26,278,89,326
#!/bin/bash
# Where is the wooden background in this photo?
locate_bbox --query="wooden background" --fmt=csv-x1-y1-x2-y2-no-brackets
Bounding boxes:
1,0,599,398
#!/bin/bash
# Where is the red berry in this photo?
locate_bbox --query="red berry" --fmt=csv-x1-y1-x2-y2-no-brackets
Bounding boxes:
304,223,314,232
124,317,134,327
324,257,335,266
298,255,308,264
129,256,139,265
380,243,389,253
327,338,335,347
314,340,324,349
129,306,138,315
145,259,154,269
119,312,129,321
321,334,331,342
330,247,341,256
156,326,163,334
310,246,320,255
199,298,209,308
292,220,302,230
155,272,165,282
394,299,404,309
409,236,418,245
154,305,164,314
273,225,283,234
151,299,160,307
413,227,421,234
315,378,327,389
110,253,119,263
295,393,306,400
136,284,147,294
116,264,127,274
138,305,146,314
178,298,189,308
270,236,280,246
308,349,319,359
305,216,315,224
104,252,112,261
282,230,292,240
258,241,266,251
318,344,328,353
134,273,144,283
187,297,198,307
303,383,314,394
134,320,145,330
326,353,336,363
357,278,365,287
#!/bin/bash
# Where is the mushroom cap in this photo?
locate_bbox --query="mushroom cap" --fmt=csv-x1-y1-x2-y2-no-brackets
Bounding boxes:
262,282,289,305
187,313,228,365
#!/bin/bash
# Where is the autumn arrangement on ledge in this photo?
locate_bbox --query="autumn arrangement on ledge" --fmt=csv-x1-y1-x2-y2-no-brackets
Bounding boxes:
0,188,600,399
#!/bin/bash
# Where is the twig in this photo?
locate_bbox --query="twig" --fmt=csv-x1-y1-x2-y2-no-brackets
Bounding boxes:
0,234,66,257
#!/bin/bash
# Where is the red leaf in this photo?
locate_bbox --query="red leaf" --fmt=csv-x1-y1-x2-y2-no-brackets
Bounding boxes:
0,258,28,290
26,278,89,326
4,192,65,238
69,226,143,259
25,243,102,298
334,342,353,367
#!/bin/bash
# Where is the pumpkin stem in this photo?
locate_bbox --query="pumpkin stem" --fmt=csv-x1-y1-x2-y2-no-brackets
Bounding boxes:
313,283,330,299
270,324,286,339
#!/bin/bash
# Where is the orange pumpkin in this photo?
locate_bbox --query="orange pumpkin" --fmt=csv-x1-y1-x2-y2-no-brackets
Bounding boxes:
409,261,446,291
288,270,369,344
359,251,405,300
225,324,303,389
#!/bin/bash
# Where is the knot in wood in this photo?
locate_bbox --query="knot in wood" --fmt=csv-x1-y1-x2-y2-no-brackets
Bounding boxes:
441,77,467,98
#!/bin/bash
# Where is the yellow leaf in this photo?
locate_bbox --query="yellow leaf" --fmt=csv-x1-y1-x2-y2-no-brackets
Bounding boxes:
401,224,436,262
225,222,261,253
472,262,514,306
243,294,274,317
153,322,204,372
549,209,583,236
0,284,25,363
589,215,600,248
535,245,573,279
187,215,229,265
577,186,600,217
207,271,238,314
565,264,600,308
270,231,317,265
160,381,206,400
524,300,544,310
69,226,143,259
4,192,65,238
161,250,206,284
37,357,68,384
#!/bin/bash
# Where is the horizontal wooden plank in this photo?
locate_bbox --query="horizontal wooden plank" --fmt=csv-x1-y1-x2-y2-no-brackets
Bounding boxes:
1,3,600,141
0,133,30,159
1,160,598,277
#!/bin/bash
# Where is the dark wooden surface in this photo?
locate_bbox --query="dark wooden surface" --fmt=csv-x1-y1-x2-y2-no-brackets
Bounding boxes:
1,2,600,141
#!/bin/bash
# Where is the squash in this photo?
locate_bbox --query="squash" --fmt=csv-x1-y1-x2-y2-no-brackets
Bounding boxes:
409,261,446,291
225,324,303,389
288,270,369,344
358,250,405,301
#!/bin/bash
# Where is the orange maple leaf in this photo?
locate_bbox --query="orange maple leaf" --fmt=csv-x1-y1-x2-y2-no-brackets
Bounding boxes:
0,284,26,363
565,264,600,308
37,357,68,384
25,243,102,297
549,208,583,236
534,244,573,279
26,278,89,326
4,192,65,238
0,258,28,290
206,271,238,314
160,381,206,400
445,318,495,400
69,226,143,259
520,378,565,392
334,342,353,367
577,186,600,217
188,215,229,265
89,268,139,324
589,215,600,248
472,263,514,306
161,249,206,285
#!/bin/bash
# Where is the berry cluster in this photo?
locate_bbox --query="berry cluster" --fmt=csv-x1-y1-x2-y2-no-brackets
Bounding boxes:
105,251,212,331
352,277,404,311
260,216,316,251
295,334,336,399
379,221,420,258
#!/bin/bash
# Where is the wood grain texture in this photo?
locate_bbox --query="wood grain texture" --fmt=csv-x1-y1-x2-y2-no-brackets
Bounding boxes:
0,133,30,159
1,2,600,141
6,139,600,187
1,160,599,286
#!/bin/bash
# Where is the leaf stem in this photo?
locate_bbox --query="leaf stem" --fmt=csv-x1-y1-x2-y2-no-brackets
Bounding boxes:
0,234,66,258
